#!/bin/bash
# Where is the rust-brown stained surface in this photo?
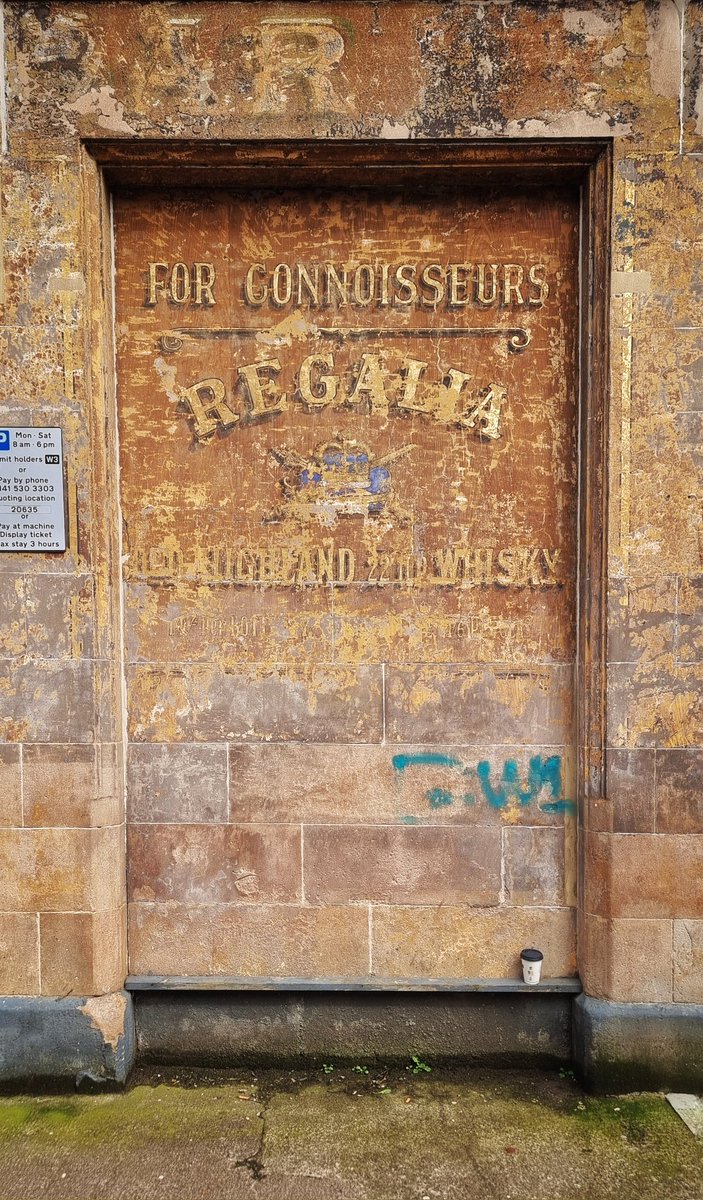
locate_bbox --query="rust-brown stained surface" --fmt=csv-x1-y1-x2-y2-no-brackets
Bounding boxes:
115,184,579,980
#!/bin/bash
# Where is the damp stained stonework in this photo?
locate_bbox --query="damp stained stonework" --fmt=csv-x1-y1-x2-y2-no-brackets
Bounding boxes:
115,182,579,981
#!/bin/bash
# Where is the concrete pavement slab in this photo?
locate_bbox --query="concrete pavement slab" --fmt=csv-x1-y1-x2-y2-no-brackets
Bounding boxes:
0,1068,702,1200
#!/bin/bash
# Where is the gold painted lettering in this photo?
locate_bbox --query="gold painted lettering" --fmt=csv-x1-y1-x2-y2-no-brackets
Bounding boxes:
252,19,347,116
440,367,472,414
244,263,268,306
325,264,349,306
316,542,335,583
259,549,280,582
297,264,320,306
146,261,168,306
179,378,239,440
464,548,494,584
503,264,524,306
435,548,462,581
298,353,339,408
337,547,355,583
280,549,298,584
497,547,544,586
198,548,218,579
395,555,412,583
496,548,515,587
296,548,316,584
543,548,561,583
378,263,391,308
170,262,191,304
272,263,293,307
420,263,445,308
238,358,288,418
528,263,549,306
526,548,543,585
235,257,549,312
147,547,172,575
508,549,527,585
476,263,498,306
348,353,389,414
376,551,391,584
353,264,375,306
449,263,471,307
193,262,216,306
216,547,234,578
133,539,560,591
396,358,429,413
394,263,417,305
460,384,505,440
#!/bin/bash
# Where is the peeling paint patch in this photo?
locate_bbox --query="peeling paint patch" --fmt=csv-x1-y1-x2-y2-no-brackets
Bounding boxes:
612,270,652,295
646,0,682,101
562,10,618,39
379,118,411,139
79,992,128,1051
0,3,8,156
64,86,136,134
48,272,85,295
505,112,632,138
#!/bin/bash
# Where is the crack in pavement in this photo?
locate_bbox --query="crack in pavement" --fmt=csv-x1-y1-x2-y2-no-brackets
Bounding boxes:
234,1094,269,1181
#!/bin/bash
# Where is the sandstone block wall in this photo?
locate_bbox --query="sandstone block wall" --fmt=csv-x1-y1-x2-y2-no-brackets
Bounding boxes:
0,1,701,1009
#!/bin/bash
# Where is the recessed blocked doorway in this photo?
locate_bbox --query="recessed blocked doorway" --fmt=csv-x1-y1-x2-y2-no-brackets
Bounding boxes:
112,153,586,986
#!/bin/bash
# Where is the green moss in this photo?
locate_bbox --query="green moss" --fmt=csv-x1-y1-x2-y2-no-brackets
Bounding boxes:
0,1071,701,1198
0,1103,35,1133
0,1086,259,1147
572,1095,679,1137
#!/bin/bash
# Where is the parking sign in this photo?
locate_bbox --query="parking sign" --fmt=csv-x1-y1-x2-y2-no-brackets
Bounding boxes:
0,428,66,552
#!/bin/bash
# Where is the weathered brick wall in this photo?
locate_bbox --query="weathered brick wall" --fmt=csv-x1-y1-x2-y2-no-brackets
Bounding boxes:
0,1,701,1005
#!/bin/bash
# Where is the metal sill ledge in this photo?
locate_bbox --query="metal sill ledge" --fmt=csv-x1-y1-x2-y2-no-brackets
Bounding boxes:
126,975,582,994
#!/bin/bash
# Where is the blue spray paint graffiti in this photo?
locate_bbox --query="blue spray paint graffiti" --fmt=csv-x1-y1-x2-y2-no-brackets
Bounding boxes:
392,752,463,772
391,752,575,816
476,756,572,812
426,787,453,810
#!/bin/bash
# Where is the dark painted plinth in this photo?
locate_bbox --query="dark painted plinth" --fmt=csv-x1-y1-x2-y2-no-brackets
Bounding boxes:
574,994,703,1093
0,993,135,1089
135,990,573,1067
7,989,701,1090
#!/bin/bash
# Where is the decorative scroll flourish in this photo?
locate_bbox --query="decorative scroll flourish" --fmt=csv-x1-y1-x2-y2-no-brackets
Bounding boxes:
159,335,184,353
158,326,532,352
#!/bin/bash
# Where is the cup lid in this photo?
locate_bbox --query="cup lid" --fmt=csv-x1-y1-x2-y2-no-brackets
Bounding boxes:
520,947,544,962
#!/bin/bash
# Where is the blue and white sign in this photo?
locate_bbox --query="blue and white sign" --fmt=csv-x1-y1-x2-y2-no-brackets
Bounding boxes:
0,428,66,552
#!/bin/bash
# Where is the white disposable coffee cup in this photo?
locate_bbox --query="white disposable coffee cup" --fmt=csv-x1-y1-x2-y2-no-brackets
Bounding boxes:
521,947,544,984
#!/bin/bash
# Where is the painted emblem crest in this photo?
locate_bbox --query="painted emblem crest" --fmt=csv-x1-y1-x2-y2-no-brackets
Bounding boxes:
266,436,411,526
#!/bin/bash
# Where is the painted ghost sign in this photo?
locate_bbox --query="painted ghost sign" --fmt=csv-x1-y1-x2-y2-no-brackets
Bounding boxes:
116,175,578,981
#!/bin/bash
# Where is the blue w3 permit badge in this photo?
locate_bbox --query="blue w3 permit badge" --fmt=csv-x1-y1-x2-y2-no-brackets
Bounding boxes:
0,430,10,451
